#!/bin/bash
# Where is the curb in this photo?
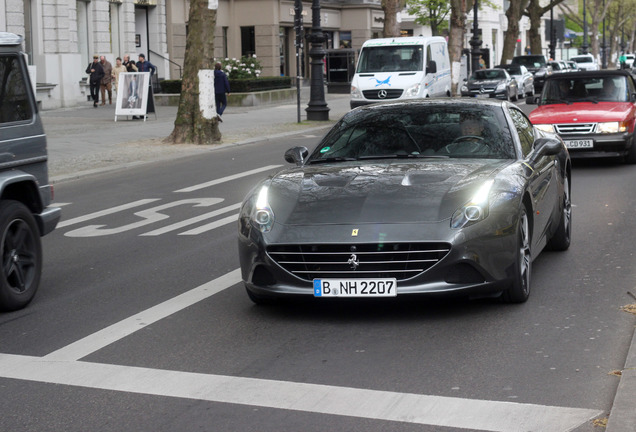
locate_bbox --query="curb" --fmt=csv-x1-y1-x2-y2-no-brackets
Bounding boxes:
606,311,636,431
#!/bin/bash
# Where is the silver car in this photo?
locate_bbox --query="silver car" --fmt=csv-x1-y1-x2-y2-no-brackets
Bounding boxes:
495,64,534,97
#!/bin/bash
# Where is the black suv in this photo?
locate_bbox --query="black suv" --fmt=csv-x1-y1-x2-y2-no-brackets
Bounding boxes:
511,55,552,92
0,32,61,311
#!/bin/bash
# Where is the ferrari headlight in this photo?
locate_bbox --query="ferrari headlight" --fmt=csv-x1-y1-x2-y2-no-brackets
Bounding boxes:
405,83,421,97
534,124,555,133
597,121,628,133
451,180,494,229
351,85,362,99
251,185,275,232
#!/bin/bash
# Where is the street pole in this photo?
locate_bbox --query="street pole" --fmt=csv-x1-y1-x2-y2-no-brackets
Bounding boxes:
549,7,556,60
602,0,606,69
294,0,303,123
305,0,329,121
469,0,482,74
582,0,588,54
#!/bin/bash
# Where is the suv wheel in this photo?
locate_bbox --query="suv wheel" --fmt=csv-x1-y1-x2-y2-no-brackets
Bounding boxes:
0,200,42,311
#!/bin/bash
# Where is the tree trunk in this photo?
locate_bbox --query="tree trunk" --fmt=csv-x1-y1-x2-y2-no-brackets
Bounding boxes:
526,0,544,57
382,0,405,38
449,0,467,95
166,0,221,144
500,0,526,64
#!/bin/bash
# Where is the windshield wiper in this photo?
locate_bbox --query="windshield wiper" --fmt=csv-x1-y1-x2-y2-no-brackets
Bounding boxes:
544,98,572,105
308,156,357,164
357,153,449,160
577,97,599,104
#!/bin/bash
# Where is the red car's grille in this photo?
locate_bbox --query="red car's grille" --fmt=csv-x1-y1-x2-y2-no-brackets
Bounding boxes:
267,242,451,281
555,123,596,134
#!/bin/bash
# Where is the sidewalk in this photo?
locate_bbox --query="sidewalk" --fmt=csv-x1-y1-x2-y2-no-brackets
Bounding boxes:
41,87,350,183
40,87,636,432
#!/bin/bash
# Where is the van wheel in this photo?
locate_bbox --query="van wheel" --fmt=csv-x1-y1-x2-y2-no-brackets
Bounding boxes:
0,200,42,311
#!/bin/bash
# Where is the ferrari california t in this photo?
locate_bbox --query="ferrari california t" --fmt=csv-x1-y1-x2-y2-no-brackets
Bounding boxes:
238,99,572,304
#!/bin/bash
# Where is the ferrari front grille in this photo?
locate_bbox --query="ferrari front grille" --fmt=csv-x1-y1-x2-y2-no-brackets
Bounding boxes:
555,123,596,134
267,242,451,281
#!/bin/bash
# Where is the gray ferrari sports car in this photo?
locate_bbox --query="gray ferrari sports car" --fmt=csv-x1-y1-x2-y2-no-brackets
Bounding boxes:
238,99,572,304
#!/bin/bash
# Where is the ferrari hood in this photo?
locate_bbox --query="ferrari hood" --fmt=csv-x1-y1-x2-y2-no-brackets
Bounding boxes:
266,160,510,226
529,102,635,124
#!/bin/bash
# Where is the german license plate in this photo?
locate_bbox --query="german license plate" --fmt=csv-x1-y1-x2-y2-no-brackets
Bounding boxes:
313,278,397,297
564,139,593,149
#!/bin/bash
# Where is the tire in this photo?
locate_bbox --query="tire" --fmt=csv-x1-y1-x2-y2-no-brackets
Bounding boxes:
502,207,531,303
0,200,42,311
625,141,636,164
526,84,534,98
547,176,572,251
511,87,518,102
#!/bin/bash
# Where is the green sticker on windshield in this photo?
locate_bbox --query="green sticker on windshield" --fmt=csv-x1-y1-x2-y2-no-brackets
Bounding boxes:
320,147,330,153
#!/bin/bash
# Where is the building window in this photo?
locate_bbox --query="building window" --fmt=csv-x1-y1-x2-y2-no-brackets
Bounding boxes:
23,0,33,64
77,0,91,66
241,26,255,57
223,27,229,58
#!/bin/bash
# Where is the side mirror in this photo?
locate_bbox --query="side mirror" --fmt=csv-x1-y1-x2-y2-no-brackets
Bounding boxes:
426,60,437,74
284,146,309,166
525,95,540,105
631,92,636,103
529,137,561,164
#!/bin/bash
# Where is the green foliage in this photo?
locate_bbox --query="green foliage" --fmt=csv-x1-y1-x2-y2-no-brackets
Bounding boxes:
214,56,263,79
405,0,450,34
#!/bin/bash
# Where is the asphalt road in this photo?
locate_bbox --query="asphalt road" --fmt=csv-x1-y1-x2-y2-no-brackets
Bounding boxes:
1,124,635,431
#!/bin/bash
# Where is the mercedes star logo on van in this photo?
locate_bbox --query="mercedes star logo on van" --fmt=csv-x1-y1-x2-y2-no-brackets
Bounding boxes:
378,89,388,99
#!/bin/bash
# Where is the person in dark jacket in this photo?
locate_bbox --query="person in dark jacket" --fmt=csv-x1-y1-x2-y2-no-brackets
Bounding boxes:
86,55,105,107
214,62,231,122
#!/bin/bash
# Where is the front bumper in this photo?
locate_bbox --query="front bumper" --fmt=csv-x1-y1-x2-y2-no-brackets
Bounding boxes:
461,88,508,99
557,132,634,158
239,216,519,300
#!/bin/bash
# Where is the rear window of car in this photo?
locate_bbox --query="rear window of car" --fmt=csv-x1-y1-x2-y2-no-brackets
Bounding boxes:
0,54,34,124
572,56,593,63
512,56,546,67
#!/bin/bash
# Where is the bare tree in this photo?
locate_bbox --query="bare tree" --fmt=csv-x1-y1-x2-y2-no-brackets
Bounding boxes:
559,0,612,59
525,0,566,56
166,0,220,144
382,0,407,37
500,0,530,65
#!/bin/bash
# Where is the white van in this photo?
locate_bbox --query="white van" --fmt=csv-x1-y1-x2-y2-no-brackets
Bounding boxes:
350,36,451,109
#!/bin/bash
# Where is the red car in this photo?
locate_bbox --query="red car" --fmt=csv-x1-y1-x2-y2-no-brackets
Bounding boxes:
527,70,636,163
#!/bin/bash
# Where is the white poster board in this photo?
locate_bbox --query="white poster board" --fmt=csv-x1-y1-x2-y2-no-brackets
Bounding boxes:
115,72,150,119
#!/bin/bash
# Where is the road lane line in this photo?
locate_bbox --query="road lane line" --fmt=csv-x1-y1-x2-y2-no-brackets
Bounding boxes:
57,199,161,228
141,203,241,236
42,269,241,361
174,165,282,193
0,353,602,431
178,213,237,235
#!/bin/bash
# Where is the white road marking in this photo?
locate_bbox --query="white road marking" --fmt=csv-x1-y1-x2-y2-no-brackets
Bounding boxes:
141,203,241,236
174,165,282,193
64,198,224,237
43,269,241,361
0,353,601,431
57,199,161,228
179,213,237,235
6,268,603,430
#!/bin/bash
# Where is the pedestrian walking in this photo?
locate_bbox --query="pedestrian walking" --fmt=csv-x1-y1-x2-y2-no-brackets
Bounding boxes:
214,62,231,122
85,55,104,107
99,55,113,105
123,55,138,72
136,53,156,75
112,57,127,93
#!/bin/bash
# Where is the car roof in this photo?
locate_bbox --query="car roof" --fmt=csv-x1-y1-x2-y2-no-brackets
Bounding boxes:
352,98,510,113
0,32,23,46
544,69,631,81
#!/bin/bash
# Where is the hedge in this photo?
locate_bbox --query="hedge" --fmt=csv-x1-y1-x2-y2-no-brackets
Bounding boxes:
159,77,292,94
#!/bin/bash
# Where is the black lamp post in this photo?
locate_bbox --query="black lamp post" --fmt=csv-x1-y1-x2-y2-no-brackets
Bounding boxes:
549,7,556,60
469,0,482,74
582,0,588,54
305,0,329,121
602,0,607,68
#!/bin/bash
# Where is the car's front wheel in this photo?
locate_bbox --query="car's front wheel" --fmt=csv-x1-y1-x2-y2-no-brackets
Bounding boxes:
0,200,42,311
502,207,531,303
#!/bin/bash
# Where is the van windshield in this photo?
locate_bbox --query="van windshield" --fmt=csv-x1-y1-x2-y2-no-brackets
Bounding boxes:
356,46,423,73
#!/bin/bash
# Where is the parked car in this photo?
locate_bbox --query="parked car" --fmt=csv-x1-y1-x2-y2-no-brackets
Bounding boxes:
549,60,569,73
460,68,519,100
566,61,580,71
511,55,552,92
527,70,636,163
0,32,61,311
495,64,534,97
622,54,635,69
570,54,599,71
239,99,572,305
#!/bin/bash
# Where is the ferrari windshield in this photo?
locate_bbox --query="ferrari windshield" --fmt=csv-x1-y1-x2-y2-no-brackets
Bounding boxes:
309,104,516,162
542,76,629,103
356,45,423,73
